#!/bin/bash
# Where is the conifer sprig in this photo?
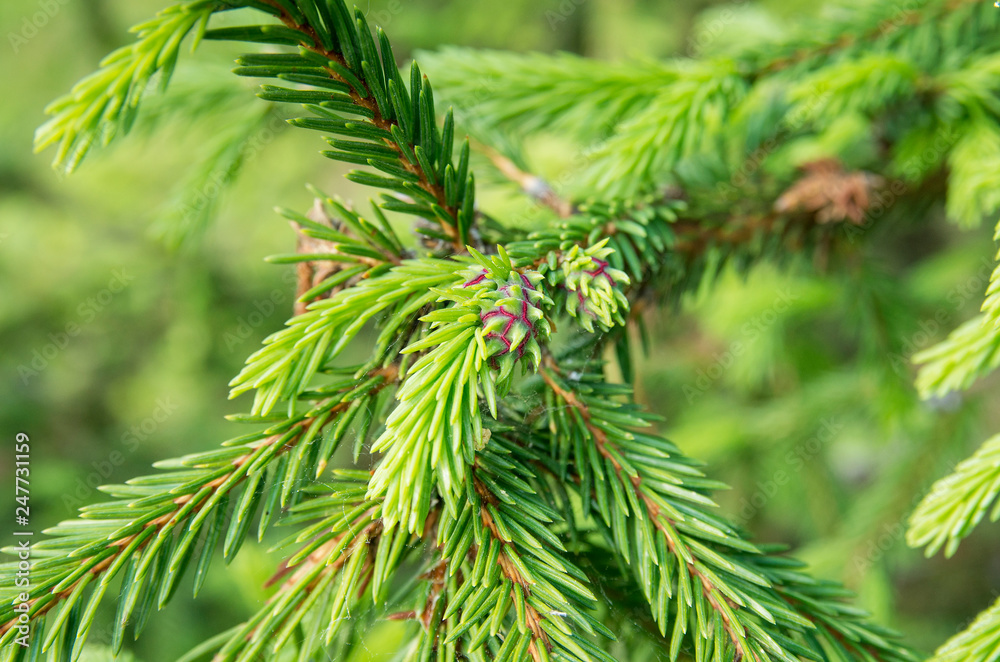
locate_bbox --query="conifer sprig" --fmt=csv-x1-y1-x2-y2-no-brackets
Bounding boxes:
197,475,393,662
417,49,679,140
368,250,552,534
0,365,396,658
205,0,476,251
904,121,1000,662
536,359,915,662
539,362,797,662
913,313,1000,400
230,258,466,415
33,0,234,172
427,0,995,203
426,435,614,662
915,221,1000,398
12,0,956,659
923,596,1000,662
907,434,1000,558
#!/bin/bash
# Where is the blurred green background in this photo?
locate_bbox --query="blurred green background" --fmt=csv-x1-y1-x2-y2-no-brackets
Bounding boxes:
2,0,998,659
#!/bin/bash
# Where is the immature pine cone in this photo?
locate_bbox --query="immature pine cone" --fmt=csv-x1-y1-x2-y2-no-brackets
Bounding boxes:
462,267,550,382
559,241,630,332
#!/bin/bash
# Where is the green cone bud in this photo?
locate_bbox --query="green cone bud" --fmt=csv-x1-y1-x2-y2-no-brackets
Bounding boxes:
460,266,550,385
558,240,630,332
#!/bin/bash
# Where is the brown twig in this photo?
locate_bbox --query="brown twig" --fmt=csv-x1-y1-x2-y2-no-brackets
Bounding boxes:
480,145,574,219
472,475,550,661
292,199,402,315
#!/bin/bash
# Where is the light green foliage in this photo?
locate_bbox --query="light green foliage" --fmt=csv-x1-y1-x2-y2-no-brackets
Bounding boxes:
905,96,1000,662
914,313,1000,399
33,0,229,173
915,222,1000,398
984,223,1000,323
418,48,678,139
908,434,1000,558
582,65,747,198
925,596,1000,662
368,250,551,534
9,0,1000,660
551,240,630,332
915,221,1000,401
423,0,1000,207
784,55,919,127
945,121,1000,228
936,51,1000,126
230,256,461,416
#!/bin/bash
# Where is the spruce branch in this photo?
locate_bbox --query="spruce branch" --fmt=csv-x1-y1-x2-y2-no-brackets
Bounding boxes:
914,217,1000,399
369,250,551,534
35,0,479,250
983,221,1000,324
907,434,1000,558
582,66,747,198
538,362,785,662
913,313,1000,399
205,0,475,251
944,120,1000,228
536,359,915,662
748,0,984,76
427,435,613,662
16,1,957,660
195,475,398,661
427,0,992,202
33,0,246,172
230,258,466,415
900,112,1000,662
0,366,396,657
418,49,678,141
753,552,918,662
924,595,1000,662
509,192,843,321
